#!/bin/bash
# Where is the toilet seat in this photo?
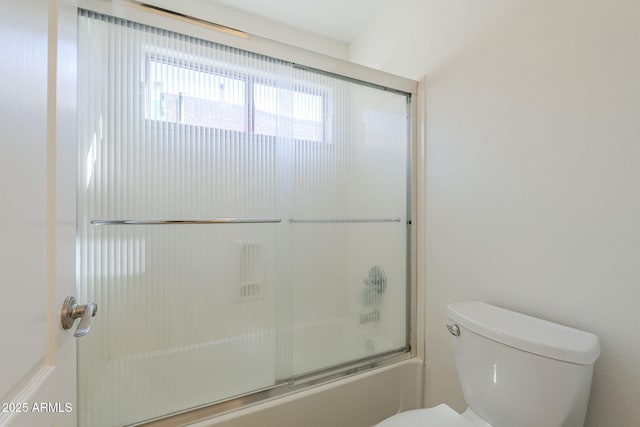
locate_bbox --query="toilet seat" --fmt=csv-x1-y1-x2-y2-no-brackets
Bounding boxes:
377,404,477,427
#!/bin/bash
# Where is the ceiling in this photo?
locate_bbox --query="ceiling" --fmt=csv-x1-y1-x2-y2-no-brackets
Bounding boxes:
208,0,388,43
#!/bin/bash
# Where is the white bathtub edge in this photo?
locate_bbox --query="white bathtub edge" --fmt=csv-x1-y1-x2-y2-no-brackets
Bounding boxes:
186,358,424,427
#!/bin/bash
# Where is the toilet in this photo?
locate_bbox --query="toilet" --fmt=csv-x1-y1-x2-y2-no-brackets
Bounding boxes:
378,301,601,427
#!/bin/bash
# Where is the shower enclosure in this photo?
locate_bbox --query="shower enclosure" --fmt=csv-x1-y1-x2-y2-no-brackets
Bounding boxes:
77,10,412,426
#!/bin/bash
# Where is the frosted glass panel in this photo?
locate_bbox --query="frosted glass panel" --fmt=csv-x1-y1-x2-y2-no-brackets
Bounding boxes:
254,83,324,141
290,81,409,374
77,10,409,426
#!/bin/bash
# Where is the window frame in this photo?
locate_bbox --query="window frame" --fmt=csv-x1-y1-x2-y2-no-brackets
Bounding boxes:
144,54,330,144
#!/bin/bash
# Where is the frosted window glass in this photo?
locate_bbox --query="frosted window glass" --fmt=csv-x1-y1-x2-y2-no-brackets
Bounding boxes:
254,83,324,141
147,59,247,130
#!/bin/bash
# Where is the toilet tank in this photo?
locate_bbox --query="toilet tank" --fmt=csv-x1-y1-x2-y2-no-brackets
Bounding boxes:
447,302,600,427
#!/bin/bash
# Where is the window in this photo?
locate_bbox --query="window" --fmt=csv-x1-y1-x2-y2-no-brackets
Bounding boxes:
254,83,324,141
146,58,325,142
147,58,247,131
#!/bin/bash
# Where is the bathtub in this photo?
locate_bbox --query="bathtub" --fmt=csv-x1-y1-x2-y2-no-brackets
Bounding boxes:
80,319,420,427
188,359,423,427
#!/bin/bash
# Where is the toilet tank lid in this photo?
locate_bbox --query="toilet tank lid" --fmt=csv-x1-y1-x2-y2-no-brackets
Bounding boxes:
447,302,601,365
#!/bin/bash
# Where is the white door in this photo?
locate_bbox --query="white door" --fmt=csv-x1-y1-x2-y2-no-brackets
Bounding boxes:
0,1,80,426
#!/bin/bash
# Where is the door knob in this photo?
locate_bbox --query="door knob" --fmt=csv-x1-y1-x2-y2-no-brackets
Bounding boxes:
61,296,97,337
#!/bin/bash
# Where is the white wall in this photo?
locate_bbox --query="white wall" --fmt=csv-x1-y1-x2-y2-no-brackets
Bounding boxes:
351,1,640,426
124,0,349,59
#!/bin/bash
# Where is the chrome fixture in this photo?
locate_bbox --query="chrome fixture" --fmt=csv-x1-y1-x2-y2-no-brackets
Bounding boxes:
364,265,387,294
91,218,282,226
447,323,461,337
92,218,400,226
360,310,380,324
290,218,401,224
61,297,98,337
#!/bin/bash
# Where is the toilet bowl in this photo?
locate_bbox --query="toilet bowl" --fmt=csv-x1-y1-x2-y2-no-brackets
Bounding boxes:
378,301,600,427
378,404,489,427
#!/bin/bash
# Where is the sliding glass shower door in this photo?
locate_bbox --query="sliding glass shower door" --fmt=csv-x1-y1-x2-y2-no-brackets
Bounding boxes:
77,10,410,426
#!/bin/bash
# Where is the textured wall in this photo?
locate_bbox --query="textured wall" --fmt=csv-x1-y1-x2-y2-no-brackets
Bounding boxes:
351,1,640,426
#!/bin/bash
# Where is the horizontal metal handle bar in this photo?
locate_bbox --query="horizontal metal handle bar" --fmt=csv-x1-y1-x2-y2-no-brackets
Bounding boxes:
91,218,282,226
91,218,401,226
289,218,402,224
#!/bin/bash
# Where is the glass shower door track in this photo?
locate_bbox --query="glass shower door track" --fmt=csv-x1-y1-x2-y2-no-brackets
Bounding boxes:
133,347,412,427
